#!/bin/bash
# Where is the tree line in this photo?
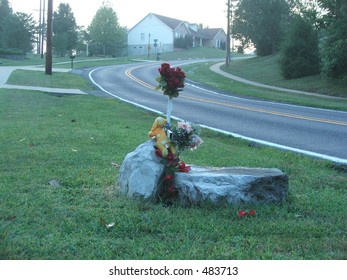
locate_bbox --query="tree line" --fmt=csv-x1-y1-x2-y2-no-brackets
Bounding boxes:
0,0,126,58
231,0,347,82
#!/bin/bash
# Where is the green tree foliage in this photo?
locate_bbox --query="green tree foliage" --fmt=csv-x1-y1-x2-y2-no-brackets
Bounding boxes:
0,0,12,46
0,0,36,53
319,0,347,81
88,3,124,56
233,0,291,55
280,16,320,79
53,3,78,56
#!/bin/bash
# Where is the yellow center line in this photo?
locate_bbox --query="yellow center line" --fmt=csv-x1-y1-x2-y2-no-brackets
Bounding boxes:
125,66,347,127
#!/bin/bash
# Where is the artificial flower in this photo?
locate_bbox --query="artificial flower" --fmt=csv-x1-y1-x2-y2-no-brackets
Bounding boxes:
237,209,256,217
156,63,186,98
179,161,191,173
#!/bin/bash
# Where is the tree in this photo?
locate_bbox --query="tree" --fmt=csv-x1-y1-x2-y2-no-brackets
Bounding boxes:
88,3,123,56
12,13,36,53
0,0,36,54
0,0,12,47
53,3,78,56
280,16,320,79
319,0,347,81
232,0,291,55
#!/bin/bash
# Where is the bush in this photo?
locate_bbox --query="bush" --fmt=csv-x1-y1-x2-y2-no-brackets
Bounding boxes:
174,35,193,49
280,17,320,79
321,39,347,81
0,48,24,55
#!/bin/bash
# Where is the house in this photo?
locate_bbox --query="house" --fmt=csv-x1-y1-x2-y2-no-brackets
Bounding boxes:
127,13,226,56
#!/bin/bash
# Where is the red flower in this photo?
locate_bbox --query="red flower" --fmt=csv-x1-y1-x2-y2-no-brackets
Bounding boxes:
165,174,173,181
237,210,247,217
178,161,191,173
157,63,186,97
155,148,163,157
237,209,256,217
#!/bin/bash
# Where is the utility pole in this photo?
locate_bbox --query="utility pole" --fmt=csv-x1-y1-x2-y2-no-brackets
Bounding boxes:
37,0,42,55
41,0,46,59
225,0,231,67
226,0,236,67
45,0,53,75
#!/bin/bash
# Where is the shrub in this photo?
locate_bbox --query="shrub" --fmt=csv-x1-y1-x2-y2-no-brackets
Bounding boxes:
280,16,320,79
0,48,24,55
321,38,347,82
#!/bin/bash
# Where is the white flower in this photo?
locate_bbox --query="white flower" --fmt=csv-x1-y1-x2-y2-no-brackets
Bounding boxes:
177,122,192,133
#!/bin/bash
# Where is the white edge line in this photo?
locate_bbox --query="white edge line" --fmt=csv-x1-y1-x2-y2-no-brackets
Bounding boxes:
89,67,347,165
199,124,347,164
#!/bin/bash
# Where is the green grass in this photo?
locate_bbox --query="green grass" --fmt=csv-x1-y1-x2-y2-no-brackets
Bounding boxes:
221,55,347,97
0,53,74,66
1,90,346,260
182,62,347,111
6,70,93,90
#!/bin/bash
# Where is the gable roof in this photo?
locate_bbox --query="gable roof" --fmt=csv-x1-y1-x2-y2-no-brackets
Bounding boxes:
152,13,183,30
201,28,225,39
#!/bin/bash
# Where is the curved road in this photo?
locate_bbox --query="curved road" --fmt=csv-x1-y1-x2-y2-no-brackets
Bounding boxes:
88,61,347,163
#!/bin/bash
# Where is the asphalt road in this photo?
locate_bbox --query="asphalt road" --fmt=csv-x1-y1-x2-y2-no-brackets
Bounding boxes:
88,61,347,163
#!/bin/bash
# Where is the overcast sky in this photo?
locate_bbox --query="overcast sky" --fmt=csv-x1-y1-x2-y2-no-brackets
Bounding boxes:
9,0,228,30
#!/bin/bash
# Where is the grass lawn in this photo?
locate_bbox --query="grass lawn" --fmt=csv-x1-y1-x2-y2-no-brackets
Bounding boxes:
6,70,93,90
182,62,347,111
221,55,347,98
1,89,346,260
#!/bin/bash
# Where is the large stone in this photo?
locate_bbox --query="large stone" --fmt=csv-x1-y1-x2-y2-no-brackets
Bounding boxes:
118,140,165,199
175,166,288,206
118,141,289,206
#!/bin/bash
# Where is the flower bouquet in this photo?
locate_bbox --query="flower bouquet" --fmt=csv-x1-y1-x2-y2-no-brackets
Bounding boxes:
156,63,186,124
171,121,203,153
156,63,186,98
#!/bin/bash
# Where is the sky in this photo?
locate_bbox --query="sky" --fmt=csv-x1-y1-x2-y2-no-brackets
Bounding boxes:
9,0,229,30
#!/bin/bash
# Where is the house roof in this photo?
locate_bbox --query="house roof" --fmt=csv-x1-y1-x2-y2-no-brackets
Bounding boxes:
152,13,184,30
201,28,225,39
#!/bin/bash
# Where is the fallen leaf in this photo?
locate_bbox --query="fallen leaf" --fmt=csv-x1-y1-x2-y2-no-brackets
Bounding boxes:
99,218,115,231
72,149,78,152
19,138,26,142
49,179,60,187
106,223,115,229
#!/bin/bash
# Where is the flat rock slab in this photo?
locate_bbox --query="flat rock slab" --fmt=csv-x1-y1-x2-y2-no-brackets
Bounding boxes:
118,141,289,206
175,166,289,206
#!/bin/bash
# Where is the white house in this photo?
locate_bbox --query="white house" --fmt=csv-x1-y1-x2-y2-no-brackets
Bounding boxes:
127,13,226,56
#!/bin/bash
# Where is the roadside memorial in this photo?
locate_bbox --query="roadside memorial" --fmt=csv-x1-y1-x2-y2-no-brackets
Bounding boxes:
118,63,288,206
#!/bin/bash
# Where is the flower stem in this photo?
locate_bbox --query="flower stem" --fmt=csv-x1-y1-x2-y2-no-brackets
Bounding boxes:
166,96,173,125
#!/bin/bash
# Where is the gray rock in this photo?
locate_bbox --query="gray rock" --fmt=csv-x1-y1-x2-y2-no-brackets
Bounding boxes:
118,141,289,206
118,140,165,199
175,166,288,206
